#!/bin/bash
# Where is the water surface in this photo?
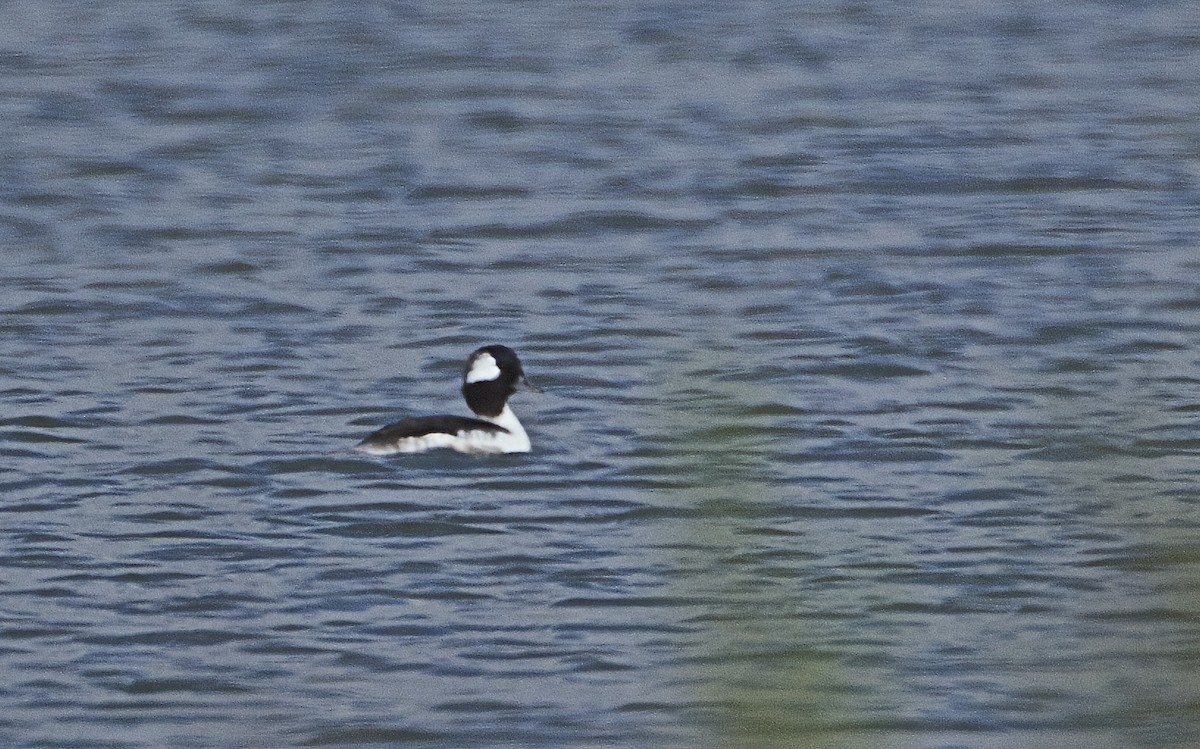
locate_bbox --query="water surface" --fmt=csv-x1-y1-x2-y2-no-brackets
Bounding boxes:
2,2,1200,748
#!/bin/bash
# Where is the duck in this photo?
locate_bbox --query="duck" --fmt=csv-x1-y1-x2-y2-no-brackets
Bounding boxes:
354,345,539,455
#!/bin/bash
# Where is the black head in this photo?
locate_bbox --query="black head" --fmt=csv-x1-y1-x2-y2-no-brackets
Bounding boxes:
460,345,538,417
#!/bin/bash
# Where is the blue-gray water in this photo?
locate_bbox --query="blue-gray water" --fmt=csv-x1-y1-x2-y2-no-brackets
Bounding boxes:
3,2,1200,748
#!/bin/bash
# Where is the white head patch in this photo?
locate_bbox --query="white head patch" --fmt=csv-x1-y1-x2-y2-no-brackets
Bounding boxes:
465,352,501,383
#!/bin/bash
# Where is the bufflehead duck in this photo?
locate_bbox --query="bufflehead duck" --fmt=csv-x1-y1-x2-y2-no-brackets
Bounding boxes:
355,345,540,455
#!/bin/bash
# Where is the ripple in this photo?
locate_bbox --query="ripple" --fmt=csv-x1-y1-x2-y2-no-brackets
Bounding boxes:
3,3,1199,748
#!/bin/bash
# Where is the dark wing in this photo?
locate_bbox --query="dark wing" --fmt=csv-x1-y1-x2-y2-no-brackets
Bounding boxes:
355,415,509,452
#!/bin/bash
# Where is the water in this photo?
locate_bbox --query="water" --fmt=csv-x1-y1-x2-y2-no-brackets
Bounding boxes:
2,1,1200,747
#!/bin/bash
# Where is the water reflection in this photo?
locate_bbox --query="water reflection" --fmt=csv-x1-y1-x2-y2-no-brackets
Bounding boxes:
646,333,870,748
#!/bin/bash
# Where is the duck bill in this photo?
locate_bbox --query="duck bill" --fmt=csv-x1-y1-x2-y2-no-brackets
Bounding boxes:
516,375,543,393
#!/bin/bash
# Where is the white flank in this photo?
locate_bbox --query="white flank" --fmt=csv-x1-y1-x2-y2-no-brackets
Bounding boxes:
355,405,531,455
465,352,501,383
355,432,460,455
